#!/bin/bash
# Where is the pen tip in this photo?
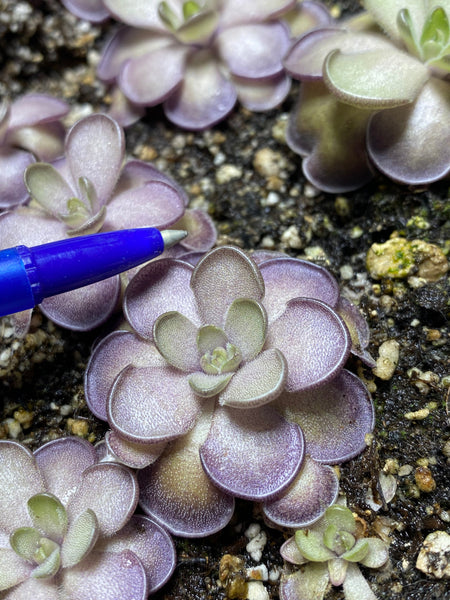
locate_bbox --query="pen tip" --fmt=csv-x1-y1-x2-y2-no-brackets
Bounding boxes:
161,229,188,249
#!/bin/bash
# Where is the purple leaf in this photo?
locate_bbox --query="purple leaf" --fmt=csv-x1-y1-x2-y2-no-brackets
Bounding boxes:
284,28,346,79
138,403,235,537
173,208,218,252
191,246,264,327
220,0,295,27
263,456,339,528
200,405,304,500
102,0,164,28
8,121,66,162
61,0,110,22
85,331,164,421
105,430,167,470
0,206,46,253
61,550,148,600
286,81,374,193
276,370,374,463
280,536,308,565
34,437,97,506
0,147,34,209
40,277,121,331
98,28,172,83
96,515,176,594
367,78,450,185
8,94,69,129
0,442,44,534
107,86,145,127
283,1,334,38
216,22,289,78
65,114,125,209
284,28,393,80
233,72,291,112
116,159,189,206
108,365,201,443
104,180,185,230
125,258,198,340
164,49,237,130
259,257,340,323
119,44,189,105
66,463,138,537
266,298,350,392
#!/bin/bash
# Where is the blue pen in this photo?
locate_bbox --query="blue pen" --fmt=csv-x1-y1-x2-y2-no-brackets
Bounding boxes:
0,228,187,317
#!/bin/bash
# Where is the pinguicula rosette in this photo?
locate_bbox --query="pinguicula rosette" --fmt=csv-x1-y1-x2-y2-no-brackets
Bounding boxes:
0,94,69,210
0,112,216,332
61,0,331,130
0,437,175,599
85,246,375,538
284,0,450,192
280,503,390,600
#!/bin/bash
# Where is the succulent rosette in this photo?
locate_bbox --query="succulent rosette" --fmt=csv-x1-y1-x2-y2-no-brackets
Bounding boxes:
0,94,69,210
280,504,389,600
0,437,175,599
284,0,450,191
64,0,296,129
0,112,216,332
85,246,375,537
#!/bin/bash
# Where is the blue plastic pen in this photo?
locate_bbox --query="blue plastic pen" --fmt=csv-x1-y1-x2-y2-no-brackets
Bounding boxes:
0,228,187,317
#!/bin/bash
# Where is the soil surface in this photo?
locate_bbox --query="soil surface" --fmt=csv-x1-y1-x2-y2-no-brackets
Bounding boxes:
0,2,449,600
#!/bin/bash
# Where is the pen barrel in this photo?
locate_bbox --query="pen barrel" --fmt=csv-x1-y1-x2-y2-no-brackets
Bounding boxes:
29,228,164,301
0,247,36,316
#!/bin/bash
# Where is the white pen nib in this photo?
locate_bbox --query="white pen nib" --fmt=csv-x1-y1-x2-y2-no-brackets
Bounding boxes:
160,229,188,249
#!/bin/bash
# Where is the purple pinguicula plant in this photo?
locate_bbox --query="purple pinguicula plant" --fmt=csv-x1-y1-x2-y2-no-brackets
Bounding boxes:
0,437,176,599
61,0,331,130
0,112,216,332
85,246,375,537
279,503,389,600
0,94,69,210
283,0,450,192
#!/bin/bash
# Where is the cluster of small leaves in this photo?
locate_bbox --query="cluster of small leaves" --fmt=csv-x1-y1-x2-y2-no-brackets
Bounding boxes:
0,438,176,599
280,504,390,600
85,246,375,537
284,0,450,190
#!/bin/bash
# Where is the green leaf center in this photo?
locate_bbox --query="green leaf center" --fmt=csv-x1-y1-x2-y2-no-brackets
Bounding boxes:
200,342,242,375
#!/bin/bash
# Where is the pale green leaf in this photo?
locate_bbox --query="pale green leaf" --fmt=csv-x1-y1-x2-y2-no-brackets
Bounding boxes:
188,371,232,397
197,325,228,356
342,538,370,562
10,527,41,562
323,505,357,534
31,546,60,579
176,10,219,44
27,493,67,540
420,7,449,47
61,509,98,568
397,8,421,56
295,530,334,562
154,311,199,372
224,298,267,361
24,163,73,216
324,47,429,108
